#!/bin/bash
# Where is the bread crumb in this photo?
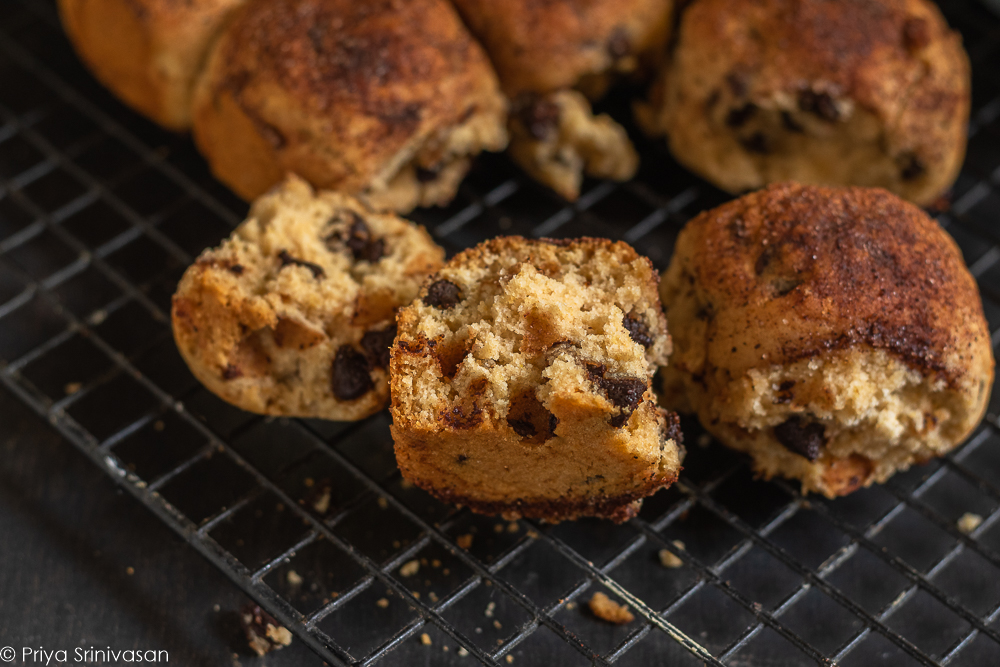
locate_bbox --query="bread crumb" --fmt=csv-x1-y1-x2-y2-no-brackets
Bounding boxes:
958,512,983,534
493,620,502,629
153,420,165,431
286,570,303,586
376,598,389,609
672,540,686,551
485,601,496,617
526,530,539,539
400,477,414,489
697,433,712,448
494,523,504,533
412,591,421,599
458,647,469,657
507,522,520,533
311,487,331,514
377,496,389,509
126,567,135,576
303,477,314,487
421,633,432,646
432,559,442,568
457,534,473,549
65,382,82,395
588,592,634,624
658,549,683,568
506,655,514,663
400,560,420,577
565,601,576,610
428,591,439,602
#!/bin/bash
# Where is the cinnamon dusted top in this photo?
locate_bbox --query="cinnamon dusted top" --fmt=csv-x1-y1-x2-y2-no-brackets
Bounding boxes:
669,182,991,389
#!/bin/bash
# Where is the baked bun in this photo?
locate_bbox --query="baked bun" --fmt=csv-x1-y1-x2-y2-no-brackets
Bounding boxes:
390,236,682,523
450,0,673,200
191,0,508,210
171,175,444,421
638,0,970,206
58,0,244,131
661,183,993,497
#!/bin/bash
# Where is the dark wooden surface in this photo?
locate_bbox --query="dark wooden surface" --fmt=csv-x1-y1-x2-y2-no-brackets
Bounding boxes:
0,383,327,666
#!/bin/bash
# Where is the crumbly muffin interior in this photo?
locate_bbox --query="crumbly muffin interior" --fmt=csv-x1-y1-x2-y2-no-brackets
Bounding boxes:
394,238,670,430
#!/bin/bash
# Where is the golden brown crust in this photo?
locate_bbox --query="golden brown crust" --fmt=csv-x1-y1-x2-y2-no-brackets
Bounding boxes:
191,0,507,205
390,236,681,523
59,0,244,130
642,0,970,205
669,183,989,389
450,0,674,98
662,183,994,497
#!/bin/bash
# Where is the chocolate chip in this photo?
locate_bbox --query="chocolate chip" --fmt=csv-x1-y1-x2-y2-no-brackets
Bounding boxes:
278,249,325,279
344,216,385,263
229,264,245,275
726,71,749,97
456,454,468,464
508,418,536,438
899,153,926,181
361,323,397,369
424,279,462,309
781,111,804,133
705,89,721,111
726,103,757,128
755,248,772,275
519,98,561,141
607,26,631,59
222,364,242,380
798,90,840,122
623,314,654,348
415,166,439,182
903,17,930,52
331,345,373,400
601,377,646,410
740,132,771,154
773,416,825,461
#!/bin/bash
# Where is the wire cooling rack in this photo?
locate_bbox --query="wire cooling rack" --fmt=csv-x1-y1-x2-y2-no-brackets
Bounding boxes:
2,1,1000,665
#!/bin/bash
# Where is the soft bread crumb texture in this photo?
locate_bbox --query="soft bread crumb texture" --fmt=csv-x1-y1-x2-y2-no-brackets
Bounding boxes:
661,183,993,497
391,236,682,522
171,175,443,421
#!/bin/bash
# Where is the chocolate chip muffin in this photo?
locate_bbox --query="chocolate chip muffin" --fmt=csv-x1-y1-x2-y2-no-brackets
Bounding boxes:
661,183,993,497
450,0,673,200
58,0,245,130
191,0,508,209
637,0,970,206
390,236,682,522
172,175,444,421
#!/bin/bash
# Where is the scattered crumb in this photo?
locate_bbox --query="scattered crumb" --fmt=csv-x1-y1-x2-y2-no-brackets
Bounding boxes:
275,503,284,512
458,647,469,657
526,530,539,539
393,540,401,549
90,309,107,325
420,633,432,646
126,567,135,576
443,568,450,576
303,477,314,487
153,420,165,432
400,560,420,577
697,433,712,448
377,496,389,510
484,601,496,618
428,591,440,603
658,549,683,568
311,487,331,514
506,655,514,663
376,598,389,609
412,591,421,599
213,604,221,612
958,512,983,534
400,478,414,490
64,382,82,396
565,602,576,610
240,604,293,656
493,620,502,630
457,534,473,550
507,522,519,533
443,645,449,652
286,570,303,586
432,559,441,568
494,523,504,534
475,627,482,634
588,592,634,625
672,540,686,551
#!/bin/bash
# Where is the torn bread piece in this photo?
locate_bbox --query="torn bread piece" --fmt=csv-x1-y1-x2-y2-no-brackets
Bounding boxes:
171,175,444,420
390,236,682,523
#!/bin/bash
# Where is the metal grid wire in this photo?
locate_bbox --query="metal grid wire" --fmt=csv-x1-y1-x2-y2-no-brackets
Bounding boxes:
1,0,1000,664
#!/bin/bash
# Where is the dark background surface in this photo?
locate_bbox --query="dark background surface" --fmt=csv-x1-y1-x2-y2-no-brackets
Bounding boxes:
0,383,325,666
